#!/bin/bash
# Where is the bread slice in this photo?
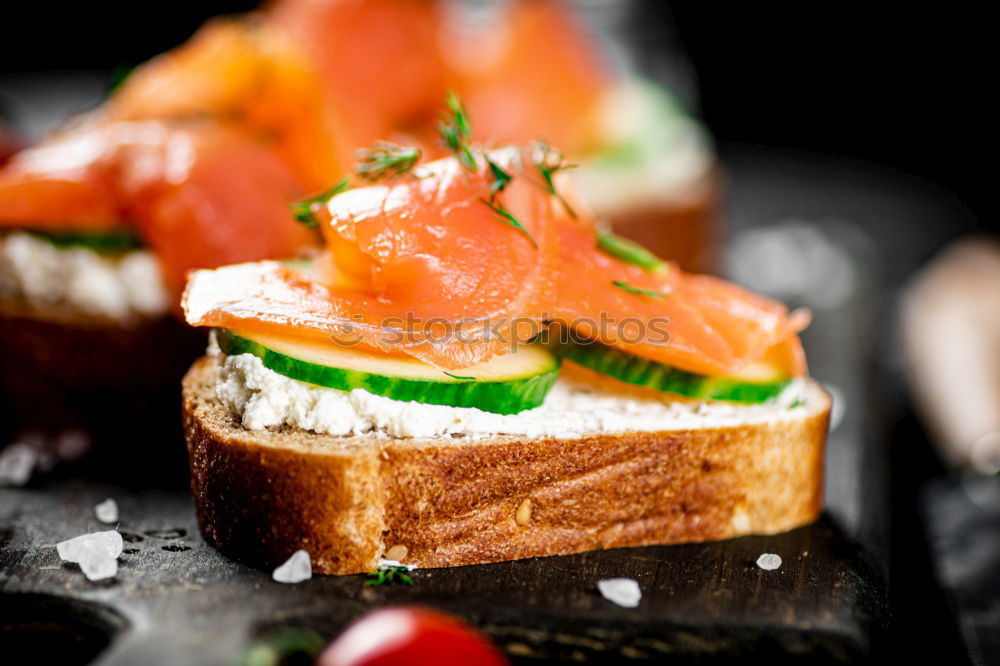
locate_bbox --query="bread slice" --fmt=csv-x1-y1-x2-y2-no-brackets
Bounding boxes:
0,299,205,439
590,170,722,275
183,355,829,575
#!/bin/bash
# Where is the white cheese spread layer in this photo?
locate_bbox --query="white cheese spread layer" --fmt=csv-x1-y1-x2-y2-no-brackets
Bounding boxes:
573,80,715,215
213,351,811,440
0,232,170,319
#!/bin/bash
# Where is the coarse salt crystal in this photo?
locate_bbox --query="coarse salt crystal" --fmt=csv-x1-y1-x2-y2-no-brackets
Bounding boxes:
273,549,312,584
95,498,119,524
377,558,417,571
597,578,642,608
57,530,124,563
77,540,118,581
0,443,38,487
756,553,782,570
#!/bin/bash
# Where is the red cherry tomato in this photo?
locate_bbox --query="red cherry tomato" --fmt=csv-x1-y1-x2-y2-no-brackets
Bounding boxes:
317,606,509,666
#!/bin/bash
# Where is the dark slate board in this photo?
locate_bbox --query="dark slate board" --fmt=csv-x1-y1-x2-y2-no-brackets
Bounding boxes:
1,480,886,665
0,146,905,665
922,474,1000,665
3,75,959,663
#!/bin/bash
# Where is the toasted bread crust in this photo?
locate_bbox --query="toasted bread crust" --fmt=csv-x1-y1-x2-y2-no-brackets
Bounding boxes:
0,299,202,391
183,356,828,575
0,300,205,440
599,170,723,275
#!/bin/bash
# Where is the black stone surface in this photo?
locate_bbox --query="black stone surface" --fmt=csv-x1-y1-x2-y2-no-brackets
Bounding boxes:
4,73,985,664
923,474,1000,666
0,144,907,665
1,482,887,665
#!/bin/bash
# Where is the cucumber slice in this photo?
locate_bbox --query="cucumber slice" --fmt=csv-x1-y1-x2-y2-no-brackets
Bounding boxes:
588,79,708,170
216,328,560,415
23,229,143,252
550,338,790,403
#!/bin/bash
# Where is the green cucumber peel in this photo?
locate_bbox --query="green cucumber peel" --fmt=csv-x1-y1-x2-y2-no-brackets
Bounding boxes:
551,337,791,404
216,328,560,415
17,229,143,252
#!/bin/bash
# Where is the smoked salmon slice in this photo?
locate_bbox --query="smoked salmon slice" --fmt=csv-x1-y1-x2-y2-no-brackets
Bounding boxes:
185,261,516,370
119,122,317,293
551,218,805,377
184,145,806,377
268,0,448,149
444,0,612,157
0,119,317,296
267,0,610,157
0,122,125,229
186,147,560,370
319,147,557,321
0,17,334,300
105,17,349,191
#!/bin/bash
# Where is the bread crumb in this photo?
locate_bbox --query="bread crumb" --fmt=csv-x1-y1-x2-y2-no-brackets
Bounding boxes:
384,544,408,561
515,498,532,526
730,509,751,532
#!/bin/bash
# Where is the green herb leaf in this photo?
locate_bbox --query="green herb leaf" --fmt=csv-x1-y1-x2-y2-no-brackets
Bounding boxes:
27,229,144,252
435,93,536,249
485,156,512,198
438,91,476,171
444,371,476,381
238,629,324,666
355,141,421,181
365,566,415,586
289,179,350,229
480,197,537,248
106,62,135,95
613,280,665,300
532,141,577,218
446,90,470,139
480,155,537,248
598,231,669,273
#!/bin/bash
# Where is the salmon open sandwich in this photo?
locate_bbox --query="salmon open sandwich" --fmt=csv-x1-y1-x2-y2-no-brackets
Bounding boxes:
181,97,828,574
0,17,324,447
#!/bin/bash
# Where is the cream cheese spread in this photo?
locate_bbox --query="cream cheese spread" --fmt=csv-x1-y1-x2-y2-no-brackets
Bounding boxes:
573,80,714,215
213,350,811,440
0,232,170,319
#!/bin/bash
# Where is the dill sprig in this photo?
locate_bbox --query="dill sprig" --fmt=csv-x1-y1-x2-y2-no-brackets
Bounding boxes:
355,141,421,181
613,280,665,300
365,566,414,586
438,91,476,171
598,230,669,273
482,154,537,247
485,156,513,198
532,141,577,218
290,179,350,229
436,92,535,248
107,62,135,95
480,197,538,248
238,629,324,666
